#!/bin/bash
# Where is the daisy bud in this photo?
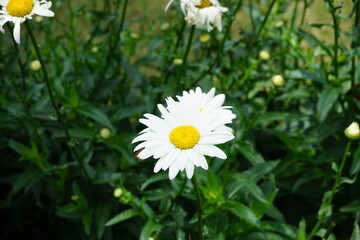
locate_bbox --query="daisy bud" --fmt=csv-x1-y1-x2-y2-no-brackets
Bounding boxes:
199,33,211,43
100,128,111,139
173,58,183,66
113,188,123,198
71,195,79,201
344,122,360,140
148,238,155,240
34,16,44,23
30,60,41,71
271,75,285,87
130,32,139,39
161,22,170,31
91,46,98,53
259,50,270,61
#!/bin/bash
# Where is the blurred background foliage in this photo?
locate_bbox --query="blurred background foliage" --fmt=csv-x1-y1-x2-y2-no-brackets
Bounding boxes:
0,0,360,239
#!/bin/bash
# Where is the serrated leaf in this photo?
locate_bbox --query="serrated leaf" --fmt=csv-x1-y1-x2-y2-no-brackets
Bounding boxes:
223,200,261,229
105,209,139,227
317,86,341,121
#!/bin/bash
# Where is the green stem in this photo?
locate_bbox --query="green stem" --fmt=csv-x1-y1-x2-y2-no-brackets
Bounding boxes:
162,21,186,86
191,0,243,87
229,0,277,89
307,141,352,240
326,0,339,78
25,21,91,180
67,0,78,83
322,222,336,240
191,173,204,240
7,25,27,89
351,0,360,88
90,0,128,98
174,25,195,94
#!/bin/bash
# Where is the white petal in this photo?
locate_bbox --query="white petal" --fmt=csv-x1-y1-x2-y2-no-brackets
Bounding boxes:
137,148,153,159
33,8,54,17
13,22,21,44
134,141,147,152
169,162,180,179
152,144,175,159
178,150,189,171
188,149,208,169
185,161,195,179
159,148,181,171
194,144,227,159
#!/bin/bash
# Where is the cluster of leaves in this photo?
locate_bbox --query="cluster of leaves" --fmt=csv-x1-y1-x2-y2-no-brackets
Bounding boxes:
0,0,360,239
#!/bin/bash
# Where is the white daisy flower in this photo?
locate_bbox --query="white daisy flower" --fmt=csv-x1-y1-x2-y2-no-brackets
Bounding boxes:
165,0,228,31
132,87,236,180
0,0,54,44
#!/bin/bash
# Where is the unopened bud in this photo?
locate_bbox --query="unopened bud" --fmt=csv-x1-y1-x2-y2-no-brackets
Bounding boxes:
113,188,123,198
259,50,270,61
161,22,170,31
30,60,41,71
100,128,111,139
173,58,183,66
271,75,285,87
344,122,360,140
199,34,211,43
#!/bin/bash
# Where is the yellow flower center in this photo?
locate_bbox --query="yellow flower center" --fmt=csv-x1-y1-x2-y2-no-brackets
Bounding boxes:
196,0,213,9
7,0,34,17
169,125,200,150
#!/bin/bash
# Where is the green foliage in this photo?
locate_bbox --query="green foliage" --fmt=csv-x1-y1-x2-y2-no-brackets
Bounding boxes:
0,0,360,239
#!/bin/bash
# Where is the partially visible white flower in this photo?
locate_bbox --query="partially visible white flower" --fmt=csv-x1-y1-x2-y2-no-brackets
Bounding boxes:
0,0,55,44
132,87,235,180
344,122,360,140
165,0,228,32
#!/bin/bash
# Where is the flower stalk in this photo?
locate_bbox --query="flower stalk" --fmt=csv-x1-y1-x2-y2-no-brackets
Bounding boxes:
175,25,195,94
191,173,204,240
25,21,91,180
307,141,352,239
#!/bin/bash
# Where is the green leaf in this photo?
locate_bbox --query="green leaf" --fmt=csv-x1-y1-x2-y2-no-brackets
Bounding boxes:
95,204,112,239
105,209,139,227
223,200,261,229
296,219,306,240
228,173,268,203
285,70,326,83
242,160,280,182
350,221,360,240
263,221,297,239
76,103,114,131
8,167,44,196
82,210,93,236
340,199,360,213
254,112,307,126
350,148,360,175
317,86,341,121
139,220,162,240
140,172,168,191
236,141,265,165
